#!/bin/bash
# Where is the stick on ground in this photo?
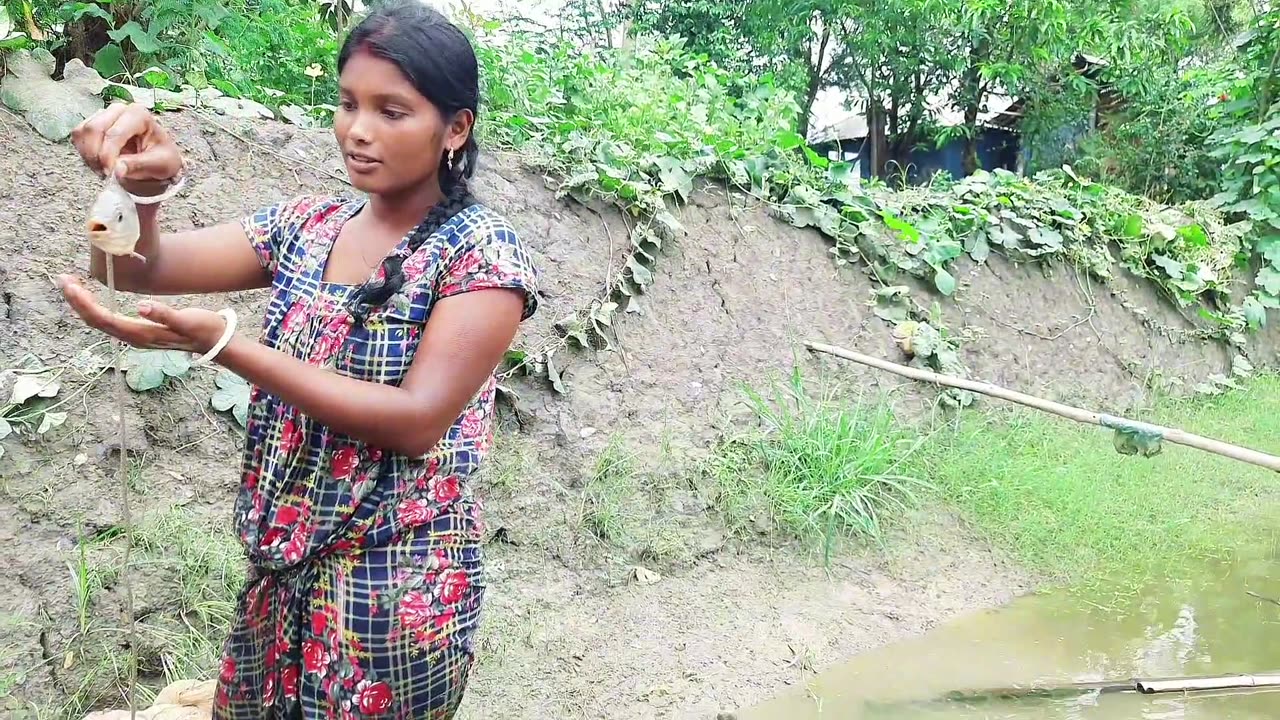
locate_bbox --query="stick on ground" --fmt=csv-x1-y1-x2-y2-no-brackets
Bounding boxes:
804,341,1280,473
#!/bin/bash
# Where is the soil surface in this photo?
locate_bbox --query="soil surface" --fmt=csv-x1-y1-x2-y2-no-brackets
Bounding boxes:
0,107,1267,719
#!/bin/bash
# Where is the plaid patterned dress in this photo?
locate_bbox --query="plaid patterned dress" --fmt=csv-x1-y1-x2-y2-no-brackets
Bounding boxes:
213,195,539,720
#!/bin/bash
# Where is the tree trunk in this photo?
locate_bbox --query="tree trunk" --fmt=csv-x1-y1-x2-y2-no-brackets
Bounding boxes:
797,27,831,140
960,40,989,177
868,101,890,180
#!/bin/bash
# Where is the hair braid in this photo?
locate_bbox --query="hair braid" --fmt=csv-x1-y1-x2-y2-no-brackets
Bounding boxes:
346,177,476,323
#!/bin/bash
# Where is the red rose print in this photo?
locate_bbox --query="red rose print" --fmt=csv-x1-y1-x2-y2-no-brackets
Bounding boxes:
264,672,276,704
448,249,484,279
355,680,394,716
282,302,310,334
397,590,436,630
282,533,305,564
428,475,461,504
281,418,303,455
401,250,432,280
459,409,485,439
220,656,237,683
302,638,330,674
332,446,359,480
311,608,329,636
433,608,456,629
276,505,300,526
396,499,436,527
262,526,285,548
311,316,352,365
438,569,470,605
281,665,300,699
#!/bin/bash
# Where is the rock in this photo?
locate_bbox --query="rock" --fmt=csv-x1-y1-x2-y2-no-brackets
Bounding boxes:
0,49,106,141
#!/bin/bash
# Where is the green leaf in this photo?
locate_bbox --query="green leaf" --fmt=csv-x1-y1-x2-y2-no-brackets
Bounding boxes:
968,233,990,264
933,268,957,296
139,66,171,89
1152,254,1185,279
36,411,68,435
92,43,126,79
829,162,856,186
1028,227,1064,249
881,212,921,244
1257,235,1280,265
1121,214,1144,239
1176,224,1209,248
210,370,251,427
0,418,12,441
627,255,654,288
1258,267,1280,297
774,131,805,150
872,286,912,323
122,349,191,392
107,21,162,55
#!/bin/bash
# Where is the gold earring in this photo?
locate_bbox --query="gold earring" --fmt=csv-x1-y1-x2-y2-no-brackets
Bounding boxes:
447,148,455,171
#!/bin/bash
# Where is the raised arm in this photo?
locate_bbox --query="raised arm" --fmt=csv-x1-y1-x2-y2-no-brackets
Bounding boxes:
74,103,270,296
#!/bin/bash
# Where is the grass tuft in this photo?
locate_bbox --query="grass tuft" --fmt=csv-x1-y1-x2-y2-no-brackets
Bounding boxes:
131,505,245,684
710,366,930,557
580,436,642,546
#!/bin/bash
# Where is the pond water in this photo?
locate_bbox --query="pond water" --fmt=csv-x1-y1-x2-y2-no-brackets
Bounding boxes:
732,539,1280,720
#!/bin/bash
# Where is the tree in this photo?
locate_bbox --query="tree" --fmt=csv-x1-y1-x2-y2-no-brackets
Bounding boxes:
626,0,853,138
825,0,958,179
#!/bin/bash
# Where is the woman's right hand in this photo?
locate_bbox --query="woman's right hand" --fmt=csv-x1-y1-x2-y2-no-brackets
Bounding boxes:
71,102,185,196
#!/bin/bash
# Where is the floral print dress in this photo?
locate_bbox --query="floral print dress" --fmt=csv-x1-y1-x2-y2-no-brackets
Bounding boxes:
214,195,539,720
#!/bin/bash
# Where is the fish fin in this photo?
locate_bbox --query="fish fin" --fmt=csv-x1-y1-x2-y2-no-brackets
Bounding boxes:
129,252,148,264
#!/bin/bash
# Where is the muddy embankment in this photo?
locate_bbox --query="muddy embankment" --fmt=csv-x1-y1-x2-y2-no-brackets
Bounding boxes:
1,107,1274,719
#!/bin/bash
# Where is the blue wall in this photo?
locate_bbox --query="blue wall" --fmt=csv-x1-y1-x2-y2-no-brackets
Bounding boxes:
817,127,1022,184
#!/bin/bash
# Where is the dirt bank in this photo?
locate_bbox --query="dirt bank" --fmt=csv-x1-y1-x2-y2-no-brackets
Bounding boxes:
0,106,1265,719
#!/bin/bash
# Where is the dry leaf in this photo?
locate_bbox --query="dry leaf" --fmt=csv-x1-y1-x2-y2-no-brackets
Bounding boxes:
9,374,59,406
631,565,661,585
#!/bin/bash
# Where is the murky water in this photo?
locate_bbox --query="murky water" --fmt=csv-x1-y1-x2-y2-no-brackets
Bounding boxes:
734,542,1280,719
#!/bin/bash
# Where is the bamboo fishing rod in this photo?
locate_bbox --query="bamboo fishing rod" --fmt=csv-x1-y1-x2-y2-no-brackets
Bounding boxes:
804,341,1280,473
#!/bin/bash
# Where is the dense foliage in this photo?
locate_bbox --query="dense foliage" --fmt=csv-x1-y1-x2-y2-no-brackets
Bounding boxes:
1,0,1276,382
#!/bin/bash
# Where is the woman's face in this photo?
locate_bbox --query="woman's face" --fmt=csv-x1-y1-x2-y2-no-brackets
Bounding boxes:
333,49,470,198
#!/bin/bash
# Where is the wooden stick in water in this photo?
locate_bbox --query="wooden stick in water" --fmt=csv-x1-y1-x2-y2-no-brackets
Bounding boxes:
804,341,1280,473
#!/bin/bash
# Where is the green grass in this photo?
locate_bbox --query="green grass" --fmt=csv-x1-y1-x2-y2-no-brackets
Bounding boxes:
918,373,1280,588
31,504,244,720
130,506,245,684
580,435,642,546
710,367,931,557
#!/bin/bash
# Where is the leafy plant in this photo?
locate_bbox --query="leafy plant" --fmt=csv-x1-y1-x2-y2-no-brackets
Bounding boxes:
121,349,191,392
209,369,250,427
0,365,69,458
1206,7,1280,328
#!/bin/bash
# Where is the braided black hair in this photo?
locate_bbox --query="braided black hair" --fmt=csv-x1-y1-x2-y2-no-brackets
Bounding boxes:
338,0,482,323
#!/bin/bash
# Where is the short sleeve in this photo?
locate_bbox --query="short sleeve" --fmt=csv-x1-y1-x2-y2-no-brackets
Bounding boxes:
435,212,540,321
239,195,324,276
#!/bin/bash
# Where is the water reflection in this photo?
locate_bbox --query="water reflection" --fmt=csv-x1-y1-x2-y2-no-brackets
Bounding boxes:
732,545,1280,720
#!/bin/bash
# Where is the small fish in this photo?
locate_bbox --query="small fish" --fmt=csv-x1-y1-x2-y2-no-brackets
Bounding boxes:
86,177,146,262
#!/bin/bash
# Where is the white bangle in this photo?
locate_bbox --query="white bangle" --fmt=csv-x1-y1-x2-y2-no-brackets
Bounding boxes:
126,173,187,206
193,308,237,366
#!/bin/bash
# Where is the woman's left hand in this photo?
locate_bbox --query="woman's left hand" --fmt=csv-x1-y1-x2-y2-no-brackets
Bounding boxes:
57,274,227,354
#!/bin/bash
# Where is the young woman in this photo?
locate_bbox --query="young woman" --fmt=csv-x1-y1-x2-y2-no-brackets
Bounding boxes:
59,3,538,718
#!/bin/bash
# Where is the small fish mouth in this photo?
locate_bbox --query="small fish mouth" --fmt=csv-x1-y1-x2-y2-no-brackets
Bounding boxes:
87,220,108,233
